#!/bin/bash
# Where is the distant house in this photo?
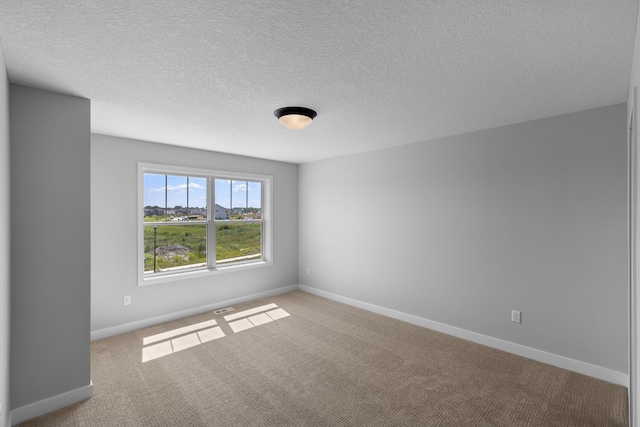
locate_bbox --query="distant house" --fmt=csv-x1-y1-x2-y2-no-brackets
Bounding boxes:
145,206,207,218
190,207,207,217
144,207,165,216
214,204,230,220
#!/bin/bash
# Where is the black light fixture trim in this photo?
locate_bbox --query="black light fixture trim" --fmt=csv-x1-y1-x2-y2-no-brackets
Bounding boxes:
274,106,317,121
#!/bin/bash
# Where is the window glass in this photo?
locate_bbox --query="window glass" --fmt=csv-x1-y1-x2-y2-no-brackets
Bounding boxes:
188,176,207,220
142,167,268,281
215,179,231,219
144,224,207,273
143,173,168,220
248,181,262,210
166,175,187,218
216,222,262,265
231,180,247,219
143,173,209,275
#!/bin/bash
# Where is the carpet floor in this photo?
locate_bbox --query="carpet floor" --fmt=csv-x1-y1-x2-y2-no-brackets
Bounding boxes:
20,290,628,426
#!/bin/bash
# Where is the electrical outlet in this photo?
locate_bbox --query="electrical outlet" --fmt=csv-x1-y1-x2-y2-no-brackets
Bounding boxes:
306,267,310,275
124,295,132,306
511,310,521,323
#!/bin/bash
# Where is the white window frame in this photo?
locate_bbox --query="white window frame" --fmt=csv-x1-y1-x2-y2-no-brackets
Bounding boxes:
137,163,273,286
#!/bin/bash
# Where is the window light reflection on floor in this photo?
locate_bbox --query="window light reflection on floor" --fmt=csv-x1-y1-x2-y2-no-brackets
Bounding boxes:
143,319,219,345
141,304,290,363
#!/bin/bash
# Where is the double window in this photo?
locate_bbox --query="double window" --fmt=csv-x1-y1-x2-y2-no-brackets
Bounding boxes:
138,164,272,284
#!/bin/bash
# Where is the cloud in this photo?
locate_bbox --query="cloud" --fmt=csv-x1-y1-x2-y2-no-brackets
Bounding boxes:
232,182,247,192
152,182,205,193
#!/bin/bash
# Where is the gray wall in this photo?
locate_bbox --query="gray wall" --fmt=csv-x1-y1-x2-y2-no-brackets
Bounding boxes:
299,104,628,373
10,85,91,409
627,5,640,423
91,134,298,334
0,39,9,427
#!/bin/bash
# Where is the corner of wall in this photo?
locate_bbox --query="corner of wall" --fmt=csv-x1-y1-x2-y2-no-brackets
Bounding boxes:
0,35,11,427
10,85,91,419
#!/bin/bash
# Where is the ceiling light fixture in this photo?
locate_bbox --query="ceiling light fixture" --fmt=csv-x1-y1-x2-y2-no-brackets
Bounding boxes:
274,106,317,130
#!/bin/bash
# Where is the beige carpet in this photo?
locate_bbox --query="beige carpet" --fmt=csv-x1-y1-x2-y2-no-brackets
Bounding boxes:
21,291,628,426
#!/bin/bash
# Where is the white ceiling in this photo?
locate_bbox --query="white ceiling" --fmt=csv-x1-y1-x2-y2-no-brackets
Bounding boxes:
0,1,637,164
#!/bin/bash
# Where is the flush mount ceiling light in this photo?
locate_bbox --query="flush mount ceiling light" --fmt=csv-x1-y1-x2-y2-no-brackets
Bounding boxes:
274,106,317,130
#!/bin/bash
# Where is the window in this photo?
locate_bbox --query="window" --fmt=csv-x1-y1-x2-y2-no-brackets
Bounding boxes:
139,164,272,285
214,179,263,265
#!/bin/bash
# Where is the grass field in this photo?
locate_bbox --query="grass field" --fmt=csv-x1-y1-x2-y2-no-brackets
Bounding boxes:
144,222,261,272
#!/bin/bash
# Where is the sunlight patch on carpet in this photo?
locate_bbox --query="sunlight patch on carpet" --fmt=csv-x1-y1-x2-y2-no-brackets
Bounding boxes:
229,318,254,333
143,319,218,345
228,306,291,334
224,303,279,321
141,303,291,362
142,325,226,362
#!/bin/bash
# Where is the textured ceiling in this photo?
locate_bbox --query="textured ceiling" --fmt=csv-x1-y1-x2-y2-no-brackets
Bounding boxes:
0,1,637,164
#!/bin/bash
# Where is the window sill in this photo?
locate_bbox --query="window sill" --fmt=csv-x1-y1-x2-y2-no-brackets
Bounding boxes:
138,260,273,286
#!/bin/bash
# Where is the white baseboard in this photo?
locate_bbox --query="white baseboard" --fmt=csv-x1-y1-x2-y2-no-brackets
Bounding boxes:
91,284,298,341
299,285,628,387
11,381,93,426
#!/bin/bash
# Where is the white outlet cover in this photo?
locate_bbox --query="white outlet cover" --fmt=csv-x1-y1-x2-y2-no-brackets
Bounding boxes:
511,310,521,323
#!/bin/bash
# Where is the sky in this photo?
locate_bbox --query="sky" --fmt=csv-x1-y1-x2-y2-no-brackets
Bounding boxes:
143,174,262,209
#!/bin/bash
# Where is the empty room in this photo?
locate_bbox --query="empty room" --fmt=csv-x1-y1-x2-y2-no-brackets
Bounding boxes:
2,1,640,426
